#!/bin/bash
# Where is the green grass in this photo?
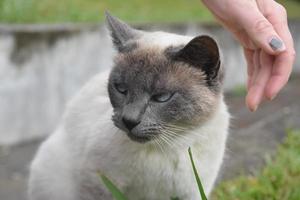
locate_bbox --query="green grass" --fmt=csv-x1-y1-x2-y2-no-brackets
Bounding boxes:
1,0,300,24
212,129,300,200
0,0,213,24
278,0,300,19
189,147,208,200
231,85,247,97
99,173,129,200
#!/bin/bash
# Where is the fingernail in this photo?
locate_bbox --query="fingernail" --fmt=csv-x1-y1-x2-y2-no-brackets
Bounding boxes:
249,104,258,112
269,37,286,51
252,105,258,112
270,94,276,101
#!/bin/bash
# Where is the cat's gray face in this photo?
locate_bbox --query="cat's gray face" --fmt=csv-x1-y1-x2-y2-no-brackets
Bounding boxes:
106,12,223,143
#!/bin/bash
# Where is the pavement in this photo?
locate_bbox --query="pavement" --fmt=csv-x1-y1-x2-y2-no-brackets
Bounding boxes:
0,75,299,200
220,75,300,181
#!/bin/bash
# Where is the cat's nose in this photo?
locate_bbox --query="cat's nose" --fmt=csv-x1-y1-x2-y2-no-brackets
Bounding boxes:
122,117,140,131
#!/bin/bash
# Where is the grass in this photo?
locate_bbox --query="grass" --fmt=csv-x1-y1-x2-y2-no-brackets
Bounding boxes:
0,0,300,24
278,0,300,19
231,85,247,97
99,173,129,200
0,0,213,24
212,129,300,200
188,147,208,200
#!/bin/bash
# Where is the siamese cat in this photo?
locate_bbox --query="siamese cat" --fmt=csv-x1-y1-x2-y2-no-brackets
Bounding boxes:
29,12,230,200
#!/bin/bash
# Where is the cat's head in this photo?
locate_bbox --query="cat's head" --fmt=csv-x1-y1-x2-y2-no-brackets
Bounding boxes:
106,12,223,143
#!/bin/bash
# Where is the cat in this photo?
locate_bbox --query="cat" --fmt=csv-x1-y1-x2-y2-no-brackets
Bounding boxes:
28,12,230,200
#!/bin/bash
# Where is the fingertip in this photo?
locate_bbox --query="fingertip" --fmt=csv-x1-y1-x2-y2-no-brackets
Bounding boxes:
246,91,259,112
265,76,288,101
265,89,277,101
268,37,286,53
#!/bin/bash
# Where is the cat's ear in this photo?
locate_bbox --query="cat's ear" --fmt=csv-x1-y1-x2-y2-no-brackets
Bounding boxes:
105,11,140,52
171,35,221,82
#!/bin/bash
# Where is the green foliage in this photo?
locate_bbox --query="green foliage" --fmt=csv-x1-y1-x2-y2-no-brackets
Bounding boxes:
1,0,299,24
188,147,208,200
232,85,247,97
277,0,300,19
99,173,128,200
0,0,213,24
212,129,300,200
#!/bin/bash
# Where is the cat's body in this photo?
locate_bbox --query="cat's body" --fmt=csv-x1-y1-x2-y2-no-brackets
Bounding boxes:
29,13,230,200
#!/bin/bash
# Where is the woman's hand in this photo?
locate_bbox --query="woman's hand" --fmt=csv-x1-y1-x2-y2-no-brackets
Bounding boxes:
202,0,295,111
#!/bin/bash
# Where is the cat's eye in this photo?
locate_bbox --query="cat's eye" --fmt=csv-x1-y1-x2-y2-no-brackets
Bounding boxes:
151,92,174,103
114,83,128,95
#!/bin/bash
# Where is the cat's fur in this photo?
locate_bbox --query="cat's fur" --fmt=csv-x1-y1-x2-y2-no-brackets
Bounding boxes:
29,13,230,200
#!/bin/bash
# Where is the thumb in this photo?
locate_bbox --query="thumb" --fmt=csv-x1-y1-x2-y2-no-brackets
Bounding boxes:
237,11,286,54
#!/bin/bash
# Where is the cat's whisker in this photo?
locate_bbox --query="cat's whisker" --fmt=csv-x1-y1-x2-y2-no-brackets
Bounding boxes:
162,128,190,142
163,129,194,148
168,126,193,134
152,136,161,153
157,133,171,150
161,130,187,149
164,134,188,149
155,135,169,160
159,132,176,150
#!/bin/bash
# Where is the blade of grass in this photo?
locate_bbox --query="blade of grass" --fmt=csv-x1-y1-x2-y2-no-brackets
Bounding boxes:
188,147,208,200
99,173,129,200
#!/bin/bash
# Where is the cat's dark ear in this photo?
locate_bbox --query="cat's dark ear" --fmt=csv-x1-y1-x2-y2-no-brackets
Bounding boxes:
105,11,140,52
171,35,221,82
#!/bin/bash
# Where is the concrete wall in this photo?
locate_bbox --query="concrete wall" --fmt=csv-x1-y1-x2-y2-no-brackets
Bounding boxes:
0,21,300,145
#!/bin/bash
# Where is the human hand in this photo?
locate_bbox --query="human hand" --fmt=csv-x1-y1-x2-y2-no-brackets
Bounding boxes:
202,0,295,111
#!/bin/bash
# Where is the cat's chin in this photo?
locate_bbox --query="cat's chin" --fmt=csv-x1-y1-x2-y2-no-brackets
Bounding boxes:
126,132,153,143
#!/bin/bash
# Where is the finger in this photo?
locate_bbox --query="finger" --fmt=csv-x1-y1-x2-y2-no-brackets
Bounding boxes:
259,51,274,101
243,48,255,90
247,50,273,111
232,4,286,55
263,3,296,99
246,50,260,111
233,29,257,50
265,50,295,99
252,50,261,90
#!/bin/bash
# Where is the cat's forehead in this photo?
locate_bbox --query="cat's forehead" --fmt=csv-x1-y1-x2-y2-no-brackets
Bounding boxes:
112,31,193,71
113,47,171,81
112,46,206,91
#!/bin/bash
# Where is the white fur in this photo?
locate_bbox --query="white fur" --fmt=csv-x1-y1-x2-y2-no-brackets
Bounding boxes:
29,32,230,200
140,31,192,48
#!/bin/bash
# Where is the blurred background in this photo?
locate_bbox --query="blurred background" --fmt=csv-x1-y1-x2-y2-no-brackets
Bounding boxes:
0,0,299,200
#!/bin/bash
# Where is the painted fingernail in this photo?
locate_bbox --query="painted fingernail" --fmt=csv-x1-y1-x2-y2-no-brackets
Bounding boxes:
269,37,286,51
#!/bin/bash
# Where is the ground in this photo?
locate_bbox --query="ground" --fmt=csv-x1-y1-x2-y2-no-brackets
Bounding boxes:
0,75,300,200
212,129,300,200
